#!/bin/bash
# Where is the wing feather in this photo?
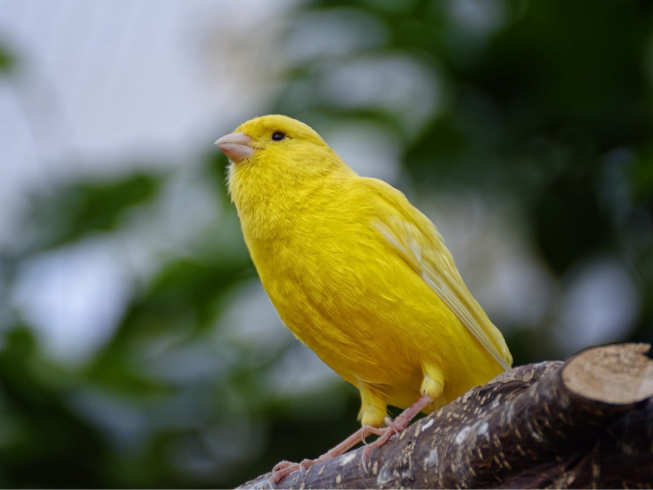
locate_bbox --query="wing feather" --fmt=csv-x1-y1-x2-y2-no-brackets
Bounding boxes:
366,178,512,371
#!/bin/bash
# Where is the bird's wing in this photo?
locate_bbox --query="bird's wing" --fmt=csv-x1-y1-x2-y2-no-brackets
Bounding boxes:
362,178,513,371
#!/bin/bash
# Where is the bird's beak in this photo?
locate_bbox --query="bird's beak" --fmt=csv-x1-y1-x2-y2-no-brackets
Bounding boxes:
215,132,254,162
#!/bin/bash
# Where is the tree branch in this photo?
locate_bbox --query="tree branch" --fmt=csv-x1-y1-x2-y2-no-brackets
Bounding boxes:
239,343,653,489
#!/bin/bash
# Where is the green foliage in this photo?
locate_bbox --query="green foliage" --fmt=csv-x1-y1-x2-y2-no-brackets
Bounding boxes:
20,173,162,252
0,42,15,73
0,328,107,488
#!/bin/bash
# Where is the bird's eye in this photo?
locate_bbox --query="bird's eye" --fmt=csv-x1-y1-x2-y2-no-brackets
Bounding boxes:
271,131,286,141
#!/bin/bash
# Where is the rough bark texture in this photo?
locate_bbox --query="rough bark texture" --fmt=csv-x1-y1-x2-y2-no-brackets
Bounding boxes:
239,343,653,489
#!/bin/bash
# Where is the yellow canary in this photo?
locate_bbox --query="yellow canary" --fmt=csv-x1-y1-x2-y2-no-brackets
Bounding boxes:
216,115,512,473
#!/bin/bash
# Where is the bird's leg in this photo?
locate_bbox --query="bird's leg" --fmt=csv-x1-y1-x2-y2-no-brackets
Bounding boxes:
271,381,439,482
269,425,385,484
361,393,434,460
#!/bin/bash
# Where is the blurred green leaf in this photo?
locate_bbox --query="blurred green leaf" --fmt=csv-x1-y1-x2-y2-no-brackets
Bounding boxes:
22,173,162,252
0,328,107,488
0,43,15,73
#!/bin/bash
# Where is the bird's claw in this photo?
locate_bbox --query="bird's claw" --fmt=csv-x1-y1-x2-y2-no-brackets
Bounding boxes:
384,416,402,436
272,460,295,473
269,457,320,485
299,458,317,473
270,461,302,484
361,447,371,474
360,417,410,474
269,423,398,483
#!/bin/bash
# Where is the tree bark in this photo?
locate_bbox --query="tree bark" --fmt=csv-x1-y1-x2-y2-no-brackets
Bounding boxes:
239,343,653,489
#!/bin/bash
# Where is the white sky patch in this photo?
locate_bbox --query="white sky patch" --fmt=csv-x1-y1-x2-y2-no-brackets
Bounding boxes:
325,123,401,184
555,258,639,356
417,192,558,331
217,280,291,355
267,343,342,396
0,0,292,242
446,0,505,37
0,0,293,360
287,8,388,64
319,53,443,135
12,237,131,363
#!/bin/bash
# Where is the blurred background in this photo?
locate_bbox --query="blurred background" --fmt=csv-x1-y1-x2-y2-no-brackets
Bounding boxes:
0,0,652,487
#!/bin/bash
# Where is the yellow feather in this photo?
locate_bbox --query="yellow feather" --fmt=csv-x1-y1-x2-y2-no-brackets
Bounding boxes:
225,114,512,427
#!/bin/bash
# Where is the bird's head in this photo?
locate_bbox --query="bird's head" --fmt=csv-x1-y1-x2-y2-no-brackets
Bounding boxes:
216,114,328,164
216,115,354,209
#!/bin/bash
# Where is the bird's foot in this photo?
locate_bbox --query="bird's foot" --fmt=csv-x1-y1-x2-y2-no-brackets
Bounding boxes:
270,395,435,483
269,425,385,484
360,418,407,462
361,394,435,464
270,461,295,484
270,457,331,485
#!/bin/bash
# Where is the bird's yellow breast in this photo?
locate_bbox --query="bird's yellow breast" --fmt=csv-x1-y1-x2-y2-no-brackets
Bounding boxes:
240,178,503,410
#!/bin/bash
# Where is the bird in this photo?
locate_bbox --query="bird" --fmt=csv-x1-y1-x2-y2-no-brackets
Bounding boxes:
215,115,512,482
